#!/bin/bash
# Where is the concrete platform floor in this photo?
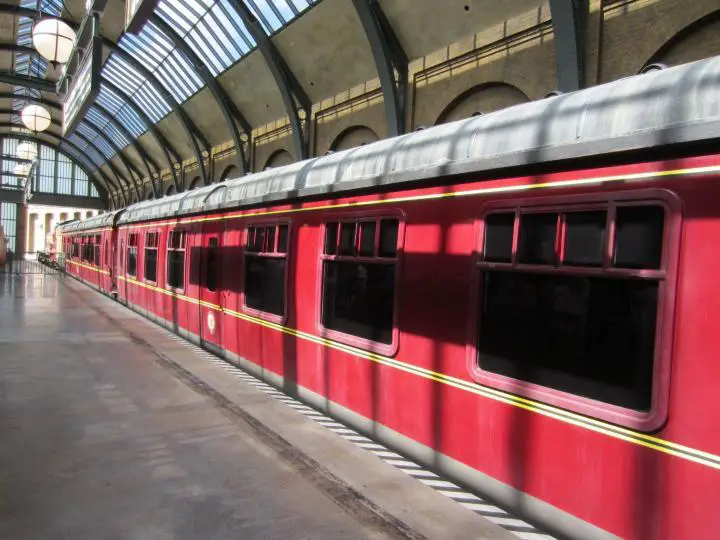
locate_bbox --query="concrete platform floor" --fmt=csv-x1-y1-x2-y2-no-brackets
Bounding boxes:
0,273,525,540
0,274,399,540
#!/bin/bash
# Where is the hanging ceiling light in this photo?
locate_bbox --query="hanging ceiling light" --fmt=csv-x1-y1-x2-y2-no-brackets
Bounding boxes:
21,104,52,132
32,18,76,64
14,163,30,177
16,142,38,161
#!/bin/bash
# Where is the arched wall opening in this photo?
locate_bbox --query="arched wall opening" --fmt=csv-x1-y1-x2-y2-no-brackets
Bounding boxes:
435,82,530,125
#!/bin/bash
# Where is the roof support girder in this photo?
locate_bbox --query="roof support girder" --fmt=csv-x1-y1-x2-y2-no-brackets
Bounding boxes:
100,79,181,196
0,130,115,207
352,0,408,137
0,92,60,111
0,5,180,198
228,0,310,161
78,121,144,200
150,15,247,183
549,0,589,92
0,71,56,93
91,102,161,197
72,129,135,200
100,38,203,192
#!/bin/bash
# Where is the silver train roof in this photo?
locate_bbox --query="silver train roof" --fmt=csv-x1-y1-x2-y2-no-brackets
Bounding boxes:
111,55,720,226
57,210,122,233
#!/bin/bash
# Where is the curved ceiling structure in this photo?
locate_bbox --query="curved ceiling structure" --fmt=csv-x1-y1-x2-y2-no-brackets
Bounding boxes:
0,0,572,208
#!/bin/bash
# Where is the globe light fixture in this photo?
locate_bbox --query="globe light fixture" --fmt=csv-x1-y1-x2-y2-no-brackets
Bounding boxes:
16,142,38,161
32,18,76,64
21,104,52,132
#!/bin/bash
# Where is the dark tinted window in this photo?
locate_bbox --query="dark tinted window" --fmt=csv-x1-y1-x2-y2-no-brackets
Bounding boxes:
166,230,185,289
127,248,137,277
478,271,657,410
378,219,399,257
339,222,356,255
359,222,376,257
145,249,157,282
518,213,557,265
244,257,286,315
563,211,606,267
277,225,288,254
614,206,664,269
484,213,515,263
322,260,395,344
324,222,338,255
167,251,184,288
206,238,219,292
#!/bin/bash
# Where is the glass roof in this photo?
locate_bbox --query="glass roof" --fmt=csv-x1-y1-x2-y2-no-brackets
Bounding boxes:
65,0,319,173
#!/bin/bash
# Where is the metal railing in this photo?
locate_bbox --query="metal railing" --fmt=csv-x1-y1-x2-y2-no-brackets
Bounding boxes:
0,251,66,275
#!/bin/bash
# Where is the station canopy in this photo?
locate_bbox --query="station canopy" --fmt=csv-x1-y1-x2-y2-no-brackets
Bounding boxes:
0,0,542,206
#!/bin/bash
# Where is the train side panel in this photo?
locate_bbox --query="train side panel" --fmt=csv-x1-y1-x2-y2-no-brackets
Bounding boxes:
67,155,720,540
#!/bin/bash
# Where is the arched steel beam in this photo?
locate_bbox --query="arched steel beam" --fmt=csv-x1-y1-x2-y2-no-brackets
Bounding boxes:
100,79,181,193
0,131,115,207
227,0,308,161
352,0,408,137
100,37,206,190
0,5,179,196
0,92,60,111
91,103,161,197
0,108,61,128
151,15,248,182
0,71,55,93
549,0,589,92
76,121,143,200
71,129,135,200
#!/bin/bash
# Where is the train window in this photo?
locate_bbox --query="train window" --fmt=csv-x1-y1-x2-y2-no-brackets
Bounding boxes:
127,233,138,277
518,212,558,265
104,240,108,266
483,212,514,263
321,217,401,347
476,201,669,415
614,206,664,269
144,232,159,283
94,235,101,267
563,211,606,267
167,230,186,290
244,224,288,317
206,238,218,292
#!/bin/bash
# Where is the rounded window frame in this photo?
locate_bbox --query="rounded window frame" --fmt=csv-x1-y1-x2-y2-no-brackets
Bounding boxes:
466,188,682,431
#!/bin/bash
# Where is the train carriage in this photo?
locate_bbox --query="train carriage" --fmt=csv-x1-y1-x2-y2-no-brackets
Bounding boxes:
57,56,720,540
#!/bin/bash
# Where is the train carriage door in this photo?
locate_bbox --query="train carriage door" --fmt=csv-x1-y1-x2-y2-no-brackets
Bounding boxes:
199,222,224,350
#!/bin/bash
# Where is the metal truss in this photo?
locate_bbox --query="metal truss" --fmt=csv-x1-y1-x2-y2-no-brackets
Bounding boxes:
150,16,249,183
352,0,408,137
228,0,310,160
549,0,589,92
0,131,115,207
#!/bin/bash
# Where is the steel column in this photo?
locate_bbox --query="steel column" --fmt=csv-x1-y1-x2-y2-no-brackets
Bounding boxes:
100,38,205,190
549,0,589,92
91,103,162,197
0,71,56,93
151,15,249,181
352,0,408,136
228,0,310,160
77,122,144,200
100,79,181,194
0,132,115,207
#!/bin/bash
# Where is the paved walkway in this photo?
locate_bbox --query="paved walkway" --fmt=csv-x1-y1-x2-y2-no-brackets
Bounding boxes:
0,274,398,540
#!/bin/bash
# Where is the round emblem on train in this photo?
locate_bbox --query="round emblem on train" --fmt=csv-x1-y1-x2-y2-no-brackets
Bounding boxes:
207,311,216,335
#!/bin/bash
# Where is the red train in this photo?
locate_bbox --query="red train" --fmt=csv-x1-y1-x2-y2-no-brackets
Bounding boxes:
57,56,720,540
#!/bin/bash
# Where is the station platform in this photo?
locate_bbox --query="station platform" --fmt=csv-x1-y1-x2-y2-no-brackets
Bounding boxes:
0,273,550,540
